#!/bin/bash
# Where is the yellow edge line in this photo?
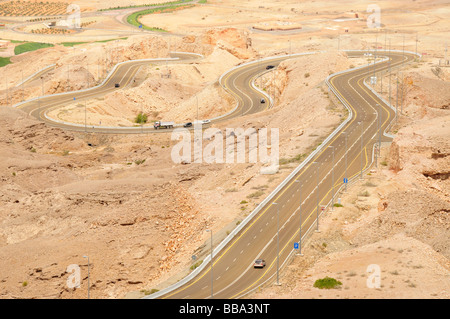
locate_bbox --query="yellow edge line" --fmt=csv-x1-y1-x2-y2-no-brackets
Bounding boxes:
230,144,370,299
231,54,409,298
162,59,361,299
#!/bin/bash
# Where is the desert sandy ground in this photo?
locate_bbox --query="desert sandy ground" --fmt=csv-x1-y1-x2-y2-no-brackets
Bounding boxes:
0,0,448,299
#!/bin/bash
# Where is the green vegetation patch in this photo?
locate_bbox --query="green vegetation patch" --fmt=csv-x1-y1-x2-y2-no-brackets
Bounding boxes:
126,2,196,32
190,259,203,271
14,42,54,55
135,112,148,124
279,153,306,165
60,42,88,47
100,0,193,11
313,277,342,289
60,38,128,47
0,56,11,67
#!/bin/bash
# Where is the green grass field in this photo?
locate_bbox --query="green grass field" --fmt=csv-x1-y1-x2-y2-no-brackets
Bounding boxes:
60,37,129,47
100,0,193,11
126,2,196,32
60,42,89,47
0,56,11,67
14,42,54,55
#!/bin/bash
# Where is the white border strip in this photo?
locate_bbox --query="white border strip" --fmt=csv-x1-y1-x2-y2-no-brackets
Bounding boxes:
15,63,56,88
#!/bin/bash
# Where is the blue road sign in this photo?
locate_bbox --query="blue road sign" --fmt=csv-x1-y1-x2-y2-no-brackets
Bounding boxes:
343,177,348,184
294,242,299,250
73,97,76,101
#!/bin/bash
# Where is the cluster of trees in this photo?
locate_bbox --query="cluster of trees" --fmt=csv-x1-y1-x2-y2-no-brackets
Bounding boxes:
0,1,68,16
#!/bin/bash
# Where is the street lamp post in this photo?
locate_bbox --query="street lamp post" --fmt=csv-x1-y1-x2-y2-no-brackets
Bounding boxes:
205,229,213,299
359,121,364,179
271,202,280,285
39,76,44,118
389,39,392,109
328,146,335,210
377,104,382,156
21,70,24,102
342,132,348,192
313,161,320,232
84,100,87,133
83,255,90,299
294,180,303,256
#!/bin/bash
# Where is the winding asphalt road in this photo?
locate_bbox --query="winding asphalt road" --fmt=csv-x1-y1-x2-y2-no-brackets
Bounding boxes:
147,50,418,299
14,49,417,299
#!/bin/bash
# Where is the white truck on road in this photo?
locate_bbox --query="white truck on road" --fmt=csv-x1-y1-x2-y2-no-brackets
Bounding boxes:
154,121,174,129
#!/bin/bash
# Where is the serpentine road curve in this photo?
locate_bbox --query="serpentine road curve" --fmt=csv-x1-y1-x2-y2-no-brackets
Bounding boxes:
14,49,419,299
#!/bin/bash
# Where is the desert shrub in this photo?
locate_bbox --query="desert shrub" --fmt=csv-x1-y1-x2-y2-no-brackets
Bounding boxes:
358,190,370,197
313,277,342,289
135,112,148,124
247,190,264,199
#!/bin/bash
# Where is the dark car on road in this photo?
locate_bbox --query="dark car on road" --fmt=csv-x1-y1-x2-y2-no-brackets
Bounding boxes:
183,122,193,128
115,83,120,88
266,65,275,70
260,98,266,104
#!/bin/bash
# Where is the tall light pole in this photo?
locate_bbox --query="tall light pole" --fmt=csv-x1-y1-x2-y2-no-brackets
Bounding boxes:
403,34,405,62
83,255,90,299
21,69,24,102
377,104,382,156
294,180,303,256
389,38,392,108
4,76,8,107
337,33,340,52
328,145,335,210
67,64,70,92
415,33,418,56
400,72,404,115
271,202,280,285
445,42,448,66
342,132,348,192
358,121,364,179
196,95,199,123
313,161,320,232
373,33,378,88
38,75,44,118
381,29,387,94
84,100,87,133
205,229,213,299
289,38,292,56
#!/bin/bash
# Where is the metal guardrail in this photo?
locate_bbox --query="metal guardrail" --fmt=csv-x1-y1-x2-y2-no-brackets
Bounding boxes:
212,52,317,121
12,56,185,109
14,63,56,88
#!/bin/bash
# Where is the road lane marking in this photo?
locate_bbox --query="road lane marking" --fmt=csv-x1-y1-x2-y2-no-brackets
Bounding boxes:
162,52,412,299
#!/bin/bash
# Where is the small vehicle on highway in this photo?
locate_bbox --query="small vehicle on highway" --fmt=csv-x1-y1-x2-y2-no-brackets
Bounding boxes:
260,98,265,104
202,119,211,124
253,259,266,268
154,121,174,129
266,65,275,70
183,122,193,128
115,83,120,88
